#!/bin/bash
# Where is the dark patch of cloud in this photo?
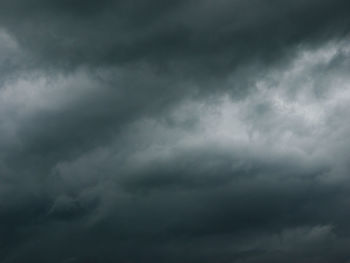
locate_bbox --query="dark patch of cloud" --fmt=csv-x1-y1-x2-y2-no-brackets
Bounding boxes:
0,0,349,71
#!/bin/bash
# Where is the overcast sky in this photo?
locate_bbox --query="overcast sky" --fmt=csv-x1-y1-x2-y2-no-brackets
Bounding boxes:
1,1,350,262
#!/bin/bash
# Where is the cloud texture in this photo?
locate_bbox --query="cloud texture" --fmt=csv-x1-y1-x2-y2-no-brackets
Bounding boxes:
1,1,350,262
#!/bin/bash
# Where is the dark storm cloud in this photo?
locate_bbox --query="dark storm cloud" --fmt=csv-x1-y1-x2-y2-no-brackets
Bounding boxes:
0,0,349,71
1,0,350,263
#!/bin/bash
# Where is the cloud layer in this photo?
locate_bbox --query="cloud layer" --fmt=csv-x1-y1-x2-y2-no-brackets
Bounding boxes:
1,1,350,262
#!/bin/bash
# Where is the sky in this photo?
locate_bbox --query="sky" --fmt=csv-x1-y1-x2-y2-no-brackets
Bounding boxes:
0,1,350,262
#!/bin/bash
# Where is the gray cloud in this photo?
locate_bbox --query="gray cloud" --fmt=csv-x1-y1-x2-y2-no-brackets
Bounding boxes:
1,0,349,71
0,1,350,263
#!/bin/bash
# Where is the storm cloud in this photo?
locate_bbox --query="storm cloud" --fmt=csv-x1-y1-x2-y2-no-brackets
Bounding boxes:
0,1,350,262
